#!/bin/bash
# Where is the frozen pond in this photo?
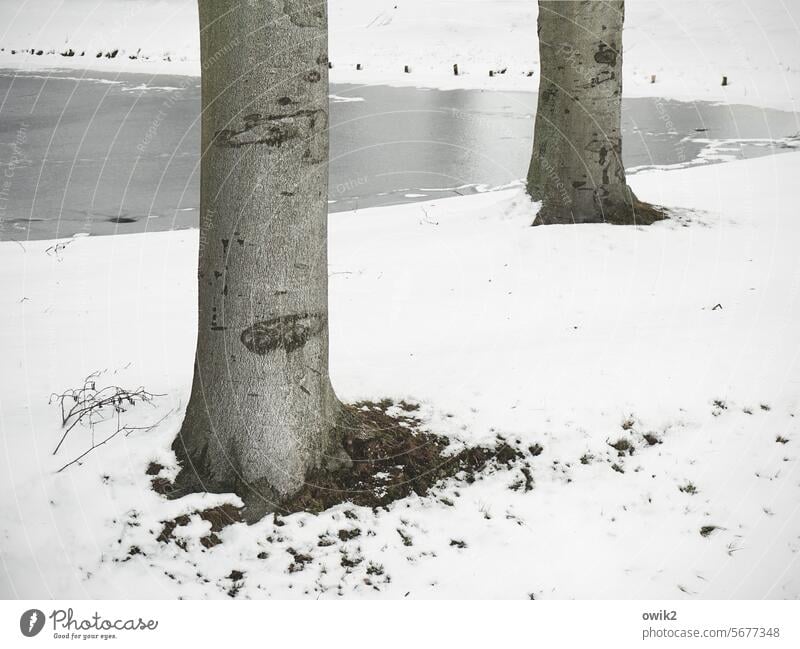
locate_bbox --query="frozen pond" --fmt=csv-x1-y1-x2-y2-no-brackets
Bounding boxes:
1,69,798,240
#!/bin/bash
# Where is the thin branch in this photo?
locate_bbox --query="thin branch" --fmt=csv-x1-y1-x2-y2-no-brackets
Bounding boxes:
56,427,125,473
49,374,166,468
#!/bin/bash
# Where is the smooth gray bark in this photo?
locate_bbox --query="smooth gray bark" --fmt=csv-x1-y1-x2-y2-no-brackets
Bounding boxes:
173,0,345,518
527,0,647,225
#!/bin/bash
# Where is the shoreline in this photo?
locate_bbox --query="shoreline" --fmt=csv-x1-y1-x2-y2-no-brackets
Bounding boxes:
2,56,798,114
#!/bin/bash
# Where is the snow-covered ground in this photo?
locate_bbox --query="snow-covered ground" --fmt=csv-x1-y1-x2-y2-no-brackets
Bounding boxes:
1,150,798,599
0,0,798,111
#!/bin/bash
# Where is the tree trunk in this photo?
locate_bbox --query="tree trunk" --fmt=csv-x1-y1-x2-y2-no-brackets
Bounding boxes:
173,0,345,520
527,0,653,225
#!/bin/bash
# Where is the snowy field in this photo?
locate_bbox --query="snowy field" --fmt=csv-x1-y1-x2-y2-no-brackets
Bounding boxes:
0,0,798,110
1,151,799,599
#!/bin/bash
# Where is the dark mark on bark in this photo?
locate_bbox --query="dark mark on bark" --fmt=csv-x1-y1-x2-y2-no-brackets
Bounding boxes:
589,70,616,87
540,84,557,106
304,364,322,376
594,43,617,66
282,0,325,28
213,109,326,149
277,96,293,106
240,313,325,355
305,70,321,83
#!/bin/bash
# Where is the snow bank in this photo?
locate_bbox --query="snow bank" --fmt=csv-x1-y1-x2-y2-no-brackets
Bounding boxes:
0,0,798,111
1,151,798,598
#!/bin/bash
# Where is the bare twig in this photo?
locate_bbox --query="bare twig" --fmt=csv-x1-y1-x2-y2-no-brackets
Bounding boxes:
123,409,174,437
45,239,73,260
49,374,166,472
56,427,126,473
56,410,174,473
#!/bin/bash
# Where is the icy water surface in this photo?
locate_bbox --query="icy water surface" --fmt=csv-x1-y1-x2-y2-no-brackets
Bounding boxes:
1,69,798,240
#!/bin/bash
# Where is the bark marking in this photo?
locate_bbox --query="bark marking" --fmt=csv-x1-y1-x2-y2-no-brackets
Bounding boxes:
240,313,325,355
593,43,617,66
282,0,325,28
213,109,325,149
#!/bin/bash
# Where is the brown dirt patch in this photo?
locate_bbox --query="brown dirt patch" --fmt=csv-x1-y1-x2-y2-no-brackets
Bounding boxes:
278,400,526,514
151,400,530,525
157,503,243,549
604,197,670,226
608,437,634,456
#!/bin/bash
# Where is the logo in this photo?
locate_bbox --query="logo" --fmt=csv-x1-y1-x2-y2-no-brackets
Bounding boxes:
20,609,45,637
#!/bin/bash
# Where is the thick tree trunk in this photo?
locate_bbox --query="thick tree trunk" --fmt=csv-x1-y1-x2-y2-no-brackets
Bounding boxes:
173,0,345,519
527,0,651,225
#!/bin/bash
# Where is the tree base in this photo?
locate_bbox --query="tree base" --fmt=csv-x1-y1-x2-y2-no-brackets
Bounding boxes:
533,195,669,226
167,414,352,524
154,400,530,523
606,198,669,226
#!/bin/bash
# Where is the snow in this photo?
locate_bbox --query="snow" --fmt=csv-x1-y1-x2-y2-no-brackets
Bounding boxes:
2,150,799,599
1,0,799,111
